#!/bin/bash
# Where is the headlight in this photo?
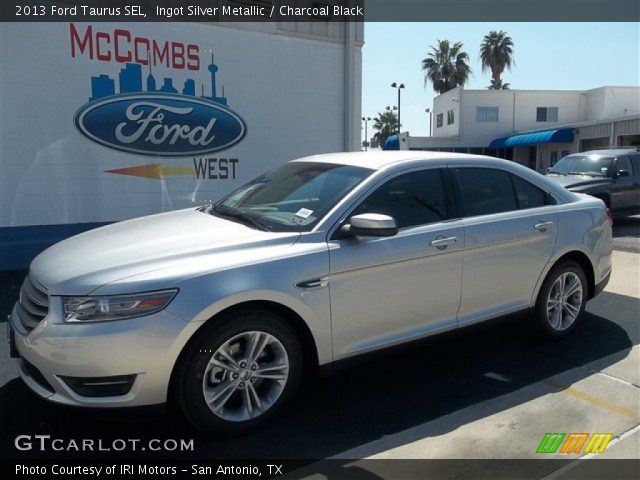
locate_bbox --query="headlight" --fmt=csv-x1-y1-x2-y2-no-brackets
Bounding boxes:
62,289,178,323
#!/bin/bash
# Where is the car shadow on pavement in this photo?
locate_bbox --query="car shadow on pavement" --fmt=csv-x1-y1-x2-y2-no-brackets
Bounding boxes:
613,215,640,236
1,289,637,461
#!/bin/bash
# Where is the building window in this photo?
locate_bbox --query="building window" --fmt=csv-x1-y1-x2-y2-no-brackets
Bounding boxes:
536,107,559,123
550,151,558,166
447,109,455,125
476,107,499,122
436,113,444,128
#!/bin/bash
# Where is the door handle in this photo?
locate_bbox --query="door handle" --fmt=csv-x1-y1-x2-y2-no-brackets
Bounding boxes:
430,236,457,249
534,221,554,232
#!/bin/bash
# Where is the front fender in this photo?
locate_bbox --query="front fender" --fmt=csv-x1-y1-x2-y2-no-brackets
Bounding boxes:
166,245,332,366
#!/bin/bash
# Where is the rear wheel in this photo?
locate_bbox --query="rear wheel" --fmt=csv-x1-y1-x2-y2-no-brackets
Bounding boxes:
174,308,303,435
532,261,588,339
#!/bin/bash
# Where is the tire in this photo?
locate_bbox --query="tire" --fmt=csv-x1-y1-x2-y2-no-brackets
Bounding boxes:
532,261,588,339
173,308,303,435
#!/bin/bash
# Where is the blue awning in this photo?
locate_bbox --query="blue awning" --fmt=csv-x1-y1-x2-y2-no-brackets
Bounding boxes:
489,128,574,149
383,134,399,150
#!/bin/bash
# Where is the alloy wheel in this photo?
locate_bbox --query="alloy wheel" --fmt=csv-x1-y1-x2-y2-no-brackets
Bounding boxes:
202,330,289,422
546,271,583,331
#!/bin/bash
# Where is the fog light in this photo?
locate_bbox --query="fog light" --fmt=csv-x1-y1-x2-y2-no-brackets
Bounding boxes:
60,374,136,397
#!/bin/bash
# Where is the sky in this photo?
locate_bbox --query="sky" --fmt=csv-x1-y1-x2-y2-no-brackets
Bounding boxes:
362,22,640,140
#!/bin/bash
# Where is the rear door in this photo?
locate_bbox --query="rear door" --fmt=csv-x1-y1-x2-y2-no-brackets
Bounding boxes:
452,167,559,326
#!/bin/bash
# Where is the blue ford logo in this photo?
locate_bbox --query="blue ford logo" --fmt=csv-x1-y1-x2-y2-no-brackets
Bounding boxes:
74,93,247,157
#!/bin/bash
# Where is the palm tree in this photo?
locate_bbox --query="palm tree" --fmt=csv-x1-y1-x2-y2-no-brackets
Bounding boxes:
480,30,515,90
489,78,510,90
422,40,472,94
372,111,399,148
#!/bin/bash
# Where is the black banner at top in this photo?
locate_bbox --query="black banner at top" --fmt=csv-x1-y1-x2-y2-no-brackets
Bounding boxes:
2,0,639,22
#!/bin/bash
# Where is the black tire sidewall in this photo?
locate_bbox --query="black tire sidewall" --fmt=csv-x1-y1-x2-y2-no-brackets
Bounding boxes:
175,309,303,435
534,261,588,339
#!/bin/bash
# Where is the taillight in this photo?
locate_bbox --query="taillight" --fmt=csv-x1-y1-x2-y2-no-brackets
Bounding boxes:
606,207,613,226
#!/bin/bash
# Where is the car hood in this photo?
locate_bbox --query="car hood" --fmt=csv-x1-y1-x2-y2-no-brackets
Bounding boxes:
30,208,300,295
545,174,611,189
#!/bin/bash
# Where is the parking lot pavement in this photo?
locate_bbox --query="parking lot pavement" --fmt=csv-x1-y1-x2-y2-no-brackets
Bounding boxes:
613,215,640,254
0,222,638,464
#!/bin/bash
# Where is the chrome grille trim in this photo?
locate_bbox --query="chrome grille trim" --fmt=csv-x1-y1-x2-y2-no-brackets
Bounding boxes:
17,274,49,332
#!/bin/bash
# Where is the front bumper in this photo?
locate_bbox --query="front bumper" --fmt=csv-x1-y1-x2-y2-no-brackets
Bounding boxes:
10,302,198,408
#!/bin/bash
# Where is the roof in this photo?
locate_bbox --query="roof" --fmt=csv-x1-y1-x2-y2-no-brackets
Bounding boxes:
579,148,640,157
292,151,576,204
291,151,504,170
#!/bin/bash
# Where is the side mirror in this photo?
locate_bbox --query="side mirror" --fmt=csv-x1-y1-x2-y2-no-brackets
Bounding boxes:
341,213,398,238
617,169,631,177
545,167,551,173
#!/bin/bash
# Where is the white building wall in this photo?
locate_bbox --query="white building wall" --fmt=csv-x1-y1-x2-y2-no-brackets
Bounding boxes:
432,87,461,137
432,89,586,148
602,87,640,118
584,88,607,121
511,91,582,131
458,89,516,146
580,86,640,122
404,87,639,157
1,22,362,229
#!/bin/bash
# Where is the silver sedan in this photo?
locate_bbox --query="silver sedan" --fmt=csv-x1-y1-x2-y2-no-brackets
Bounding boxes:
9,152,613,434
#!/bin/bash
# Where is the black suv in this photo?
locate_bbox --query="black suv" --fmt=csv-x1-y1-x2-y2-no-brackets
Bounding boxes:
545,148,640,217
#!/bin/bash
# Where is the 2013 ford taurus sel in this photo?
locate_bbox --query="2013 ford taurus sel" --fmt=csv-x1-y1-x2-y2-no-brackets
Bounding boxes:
10,152,613,434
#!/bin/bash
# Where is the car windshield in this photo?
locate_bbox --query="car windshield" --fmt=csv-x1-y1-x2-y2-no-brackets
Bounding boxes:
548,155,613,176
210,162,373,232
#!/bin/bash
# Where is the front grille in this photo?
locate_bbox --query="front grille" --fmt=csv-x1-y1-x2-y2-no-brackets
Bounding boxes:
16,274,49,332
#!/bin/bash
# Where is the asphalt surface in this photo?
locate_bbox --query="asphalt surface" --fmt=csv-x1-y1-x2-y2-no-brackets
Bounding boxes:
0,217,638,466
612,215,640,253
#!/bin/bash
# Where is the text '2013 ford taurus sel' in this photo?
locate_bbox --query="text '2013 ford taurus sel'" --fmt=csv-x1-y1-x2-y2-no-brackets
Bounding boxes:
10,152,613,434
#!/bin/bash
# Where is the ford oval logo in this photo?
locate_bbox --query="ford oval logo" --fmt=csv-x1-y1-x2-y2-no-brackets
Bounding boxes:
74,93,247,157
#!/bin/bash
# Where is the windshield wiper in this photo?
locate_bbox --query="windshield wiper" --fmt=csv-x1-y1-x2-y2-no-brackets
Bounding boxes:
549,171,600,176
210,204,270,231
565,172,604,177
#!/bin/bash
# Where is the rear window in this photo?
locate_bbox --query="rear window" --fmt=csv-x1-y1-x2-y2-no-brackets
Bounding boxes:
511,175,555,209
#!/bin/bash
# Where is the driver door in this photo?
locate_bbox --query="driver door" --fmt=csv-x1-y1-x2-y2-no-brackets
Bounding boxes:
327,167,464,360
611,156,639,212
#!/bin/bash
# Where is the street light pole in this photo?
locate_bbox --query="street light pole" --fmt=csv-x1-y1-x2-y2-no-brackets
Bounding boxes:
391,82,405,134
361,116,371,151
425,108,432,137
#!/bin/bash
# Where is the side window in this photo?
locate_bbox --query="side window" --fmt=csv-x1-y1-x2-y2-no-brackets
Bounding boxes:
456,168,517,216
511,174,555,209
616,157,634,174
352,169,449,229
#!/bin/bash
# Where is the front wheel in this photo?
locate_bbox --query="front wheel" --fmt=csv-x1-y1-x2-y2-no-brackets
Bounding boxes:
173,309,303,435
532,261,588,339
